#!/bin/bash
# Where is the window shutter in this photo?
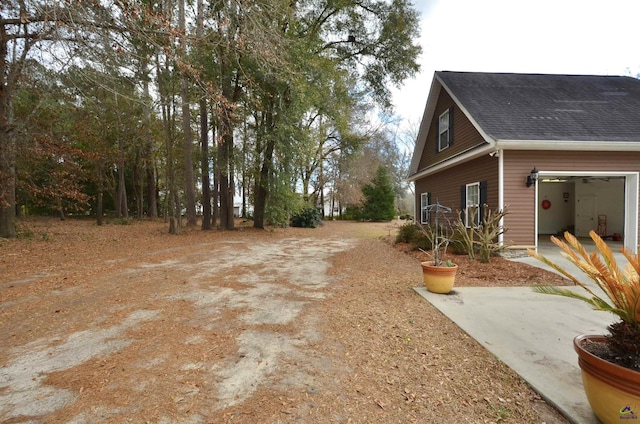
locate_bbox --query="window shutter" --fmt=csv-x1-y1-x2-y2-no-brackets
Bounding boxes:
460,185,466,223
479,181,488,223
435,117,441,153
448,107,454,146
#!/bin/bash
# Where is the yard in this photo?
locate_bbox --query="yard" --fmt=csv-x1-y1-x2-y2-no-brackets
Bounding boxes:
0,218,568,423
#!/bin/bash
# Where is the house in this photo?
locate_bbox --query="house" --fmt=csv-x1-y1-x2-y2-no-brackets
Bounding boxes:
408,71,640,252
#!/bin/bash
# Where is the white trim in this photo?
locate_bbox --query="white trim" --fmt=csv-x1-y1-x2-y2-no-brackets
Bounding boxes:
437,77,497,147
495,140,640,151
438,110,450,152
408,75,442,175
624,173,638,253
497,150,504,245
536,170,638,254
465,182,480,228
408,73,498,177
534,178,539,251
409,72,640,179
420,192,430,224
408,144,494,182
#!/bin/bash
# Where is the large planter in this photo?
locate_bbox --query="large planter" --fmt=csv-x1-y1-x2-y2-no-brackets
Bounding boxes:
421,261,457,294
574,334,640,423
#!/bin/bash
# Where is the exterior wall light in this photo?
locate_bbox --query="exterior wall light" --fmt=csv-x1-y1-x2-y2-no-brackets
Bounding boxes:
526,167,539,188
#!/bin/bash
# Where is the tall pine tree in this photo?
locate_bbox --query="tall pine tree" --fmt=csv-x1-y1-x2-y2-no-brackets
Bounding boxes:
361,166,395,221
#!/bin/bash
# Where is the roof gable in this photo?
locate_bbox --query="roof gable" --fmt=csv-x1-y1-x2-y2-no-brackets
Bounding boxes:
409,71,640,178
438,71,640,142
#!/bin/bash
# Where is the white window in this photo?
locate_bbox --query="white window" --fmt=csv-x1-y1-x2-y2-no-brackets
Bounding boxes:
438,110,450,151
420,192,430,224
466,182,480,228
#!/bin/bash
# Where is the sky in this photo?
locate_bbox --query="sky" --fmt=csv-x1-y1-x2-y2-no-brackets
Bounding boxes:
391,0,640,126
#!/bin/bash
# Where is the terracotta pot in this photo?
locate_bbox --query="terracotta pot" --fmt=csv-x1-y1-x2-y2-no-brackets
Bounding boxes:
420,262,457,294
574,334,640,423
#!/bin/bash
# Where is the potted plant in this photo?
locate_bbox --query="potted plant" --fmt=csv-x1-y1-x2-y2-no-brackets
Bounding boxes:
420,201,457,294
528,230,640,423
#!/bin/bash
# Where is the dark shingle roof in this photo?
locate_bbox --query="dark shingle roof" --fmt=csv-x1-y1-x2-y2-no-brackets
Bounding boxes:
437,71,640,142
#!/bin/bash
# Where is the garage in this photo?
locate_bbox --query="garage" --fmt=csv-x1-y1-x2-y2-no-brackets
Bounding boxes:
535,171,638,252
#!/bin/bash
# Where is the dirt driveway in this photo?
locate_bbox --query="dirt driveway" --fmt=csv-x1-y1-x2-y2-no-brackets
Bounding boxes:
1,219,567,423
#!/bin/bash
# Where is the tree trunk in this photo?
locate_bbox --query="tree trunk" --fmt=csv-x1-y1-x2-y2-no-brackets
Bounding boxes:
157,50,178,234
174,191,182,232
210,109,218,228
181,82,197,226
0,25,16,238
117,157,128,218
143,76,158,219
146,166,157,218
241,117,248,219
0,129,16,238
58,198,65,221
179,0,197,227
200,98,211,230
133,157,143,218
96,191,103,226
253,101,276,229
217,114,234,230
253,137,274,229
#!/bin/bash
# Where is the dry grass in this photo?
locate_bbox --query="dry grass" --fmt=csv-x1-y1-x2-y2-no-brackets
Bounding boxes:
0,217,568,423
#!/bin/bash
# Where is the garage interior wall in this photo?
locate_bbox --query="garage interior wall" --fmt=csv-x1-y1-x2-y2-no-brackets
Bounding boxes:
538,178,625,236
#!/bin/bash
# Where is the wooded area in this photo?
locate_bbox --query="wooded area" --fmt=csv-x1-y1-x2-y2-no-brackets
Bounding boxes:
0,0,422,238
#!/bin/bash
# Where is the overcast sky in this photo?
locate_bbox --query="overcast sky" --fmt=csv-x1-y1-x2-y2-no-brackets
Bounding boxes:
391,0,640,125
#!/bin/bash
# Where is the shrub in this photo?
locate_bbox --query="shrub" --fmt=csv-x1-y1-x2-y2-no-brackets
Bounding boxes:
396,222,420,243
449,229,471,255
395,222,435,253
291,207,322,228
343,206,363,221
452,205,508,263
453,208,477,259
476,207,508,262
410,227,433,252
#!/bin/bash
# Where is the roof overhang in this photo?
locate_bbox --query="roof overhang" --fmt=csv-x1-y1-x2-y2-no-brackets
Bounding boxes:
408,74,442,176
495,140,640,150
408,72,497,178
408,71,640,183
408,143,495,182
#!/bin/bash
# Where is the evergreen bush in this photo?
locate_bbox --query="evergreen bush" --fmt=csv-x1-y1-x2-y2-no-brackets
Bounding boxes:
396,222,420,243
291,207,322,228
360,166,396,221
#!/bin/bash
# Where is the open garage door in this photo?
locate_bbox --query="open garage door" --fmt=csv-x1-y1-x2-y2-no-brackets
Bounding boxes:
535,171,638,253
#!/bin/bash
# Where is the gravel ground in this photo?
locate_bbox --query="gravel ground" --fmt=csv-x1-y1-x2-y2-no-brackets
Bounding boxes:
0,218,569,423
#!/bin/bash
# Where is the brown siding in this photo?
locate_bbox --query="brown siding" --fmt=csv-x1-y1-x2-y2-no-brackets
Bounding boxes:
503,150,640,246
417,91,487,171
414,155,499,222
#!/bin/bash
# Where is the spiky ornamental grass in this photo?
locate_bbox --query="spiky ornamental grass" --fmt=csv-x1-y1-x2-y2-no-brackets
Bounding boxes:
528,231,640,370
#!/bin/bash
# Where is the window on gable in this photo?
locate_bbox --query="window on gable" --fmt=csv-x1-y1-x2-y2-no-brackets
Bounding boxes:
438,109,452,151
420,192,430,224
465,182,480,228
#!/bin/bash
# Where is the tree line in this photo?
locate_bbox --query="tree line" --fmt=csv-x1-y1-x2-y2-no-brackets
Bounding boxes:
0,0,421,237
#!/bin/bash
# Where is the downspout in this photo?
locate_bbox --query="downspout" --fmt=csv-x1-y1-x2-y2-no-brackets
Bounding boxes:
534,176,539,251
497,150,504,246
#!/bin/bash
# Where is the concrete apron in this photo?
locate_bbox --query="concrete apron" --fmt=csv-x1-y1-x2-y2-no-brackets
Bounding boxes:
414,238,630,424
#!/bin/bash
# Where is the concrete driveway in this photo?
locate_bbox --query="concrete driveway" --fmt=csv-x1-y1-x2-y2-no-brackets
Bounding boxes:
415,238,628,424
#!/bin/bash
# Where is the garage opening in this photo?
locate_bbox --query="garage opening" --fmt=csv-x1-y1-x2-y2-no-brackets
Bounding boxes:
535,171,638,253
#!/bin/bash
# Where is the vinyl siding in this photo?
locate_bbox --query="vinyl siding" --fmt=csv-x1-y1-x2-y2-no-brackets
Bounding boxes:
417,90,487,172
503,150,640,246
414,155,498,224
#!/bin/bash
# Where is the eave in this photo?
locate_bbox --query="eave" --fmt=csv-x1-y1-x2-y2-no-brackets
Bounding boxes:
408,143,494,182
494,140,640,150
408,139,640,182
